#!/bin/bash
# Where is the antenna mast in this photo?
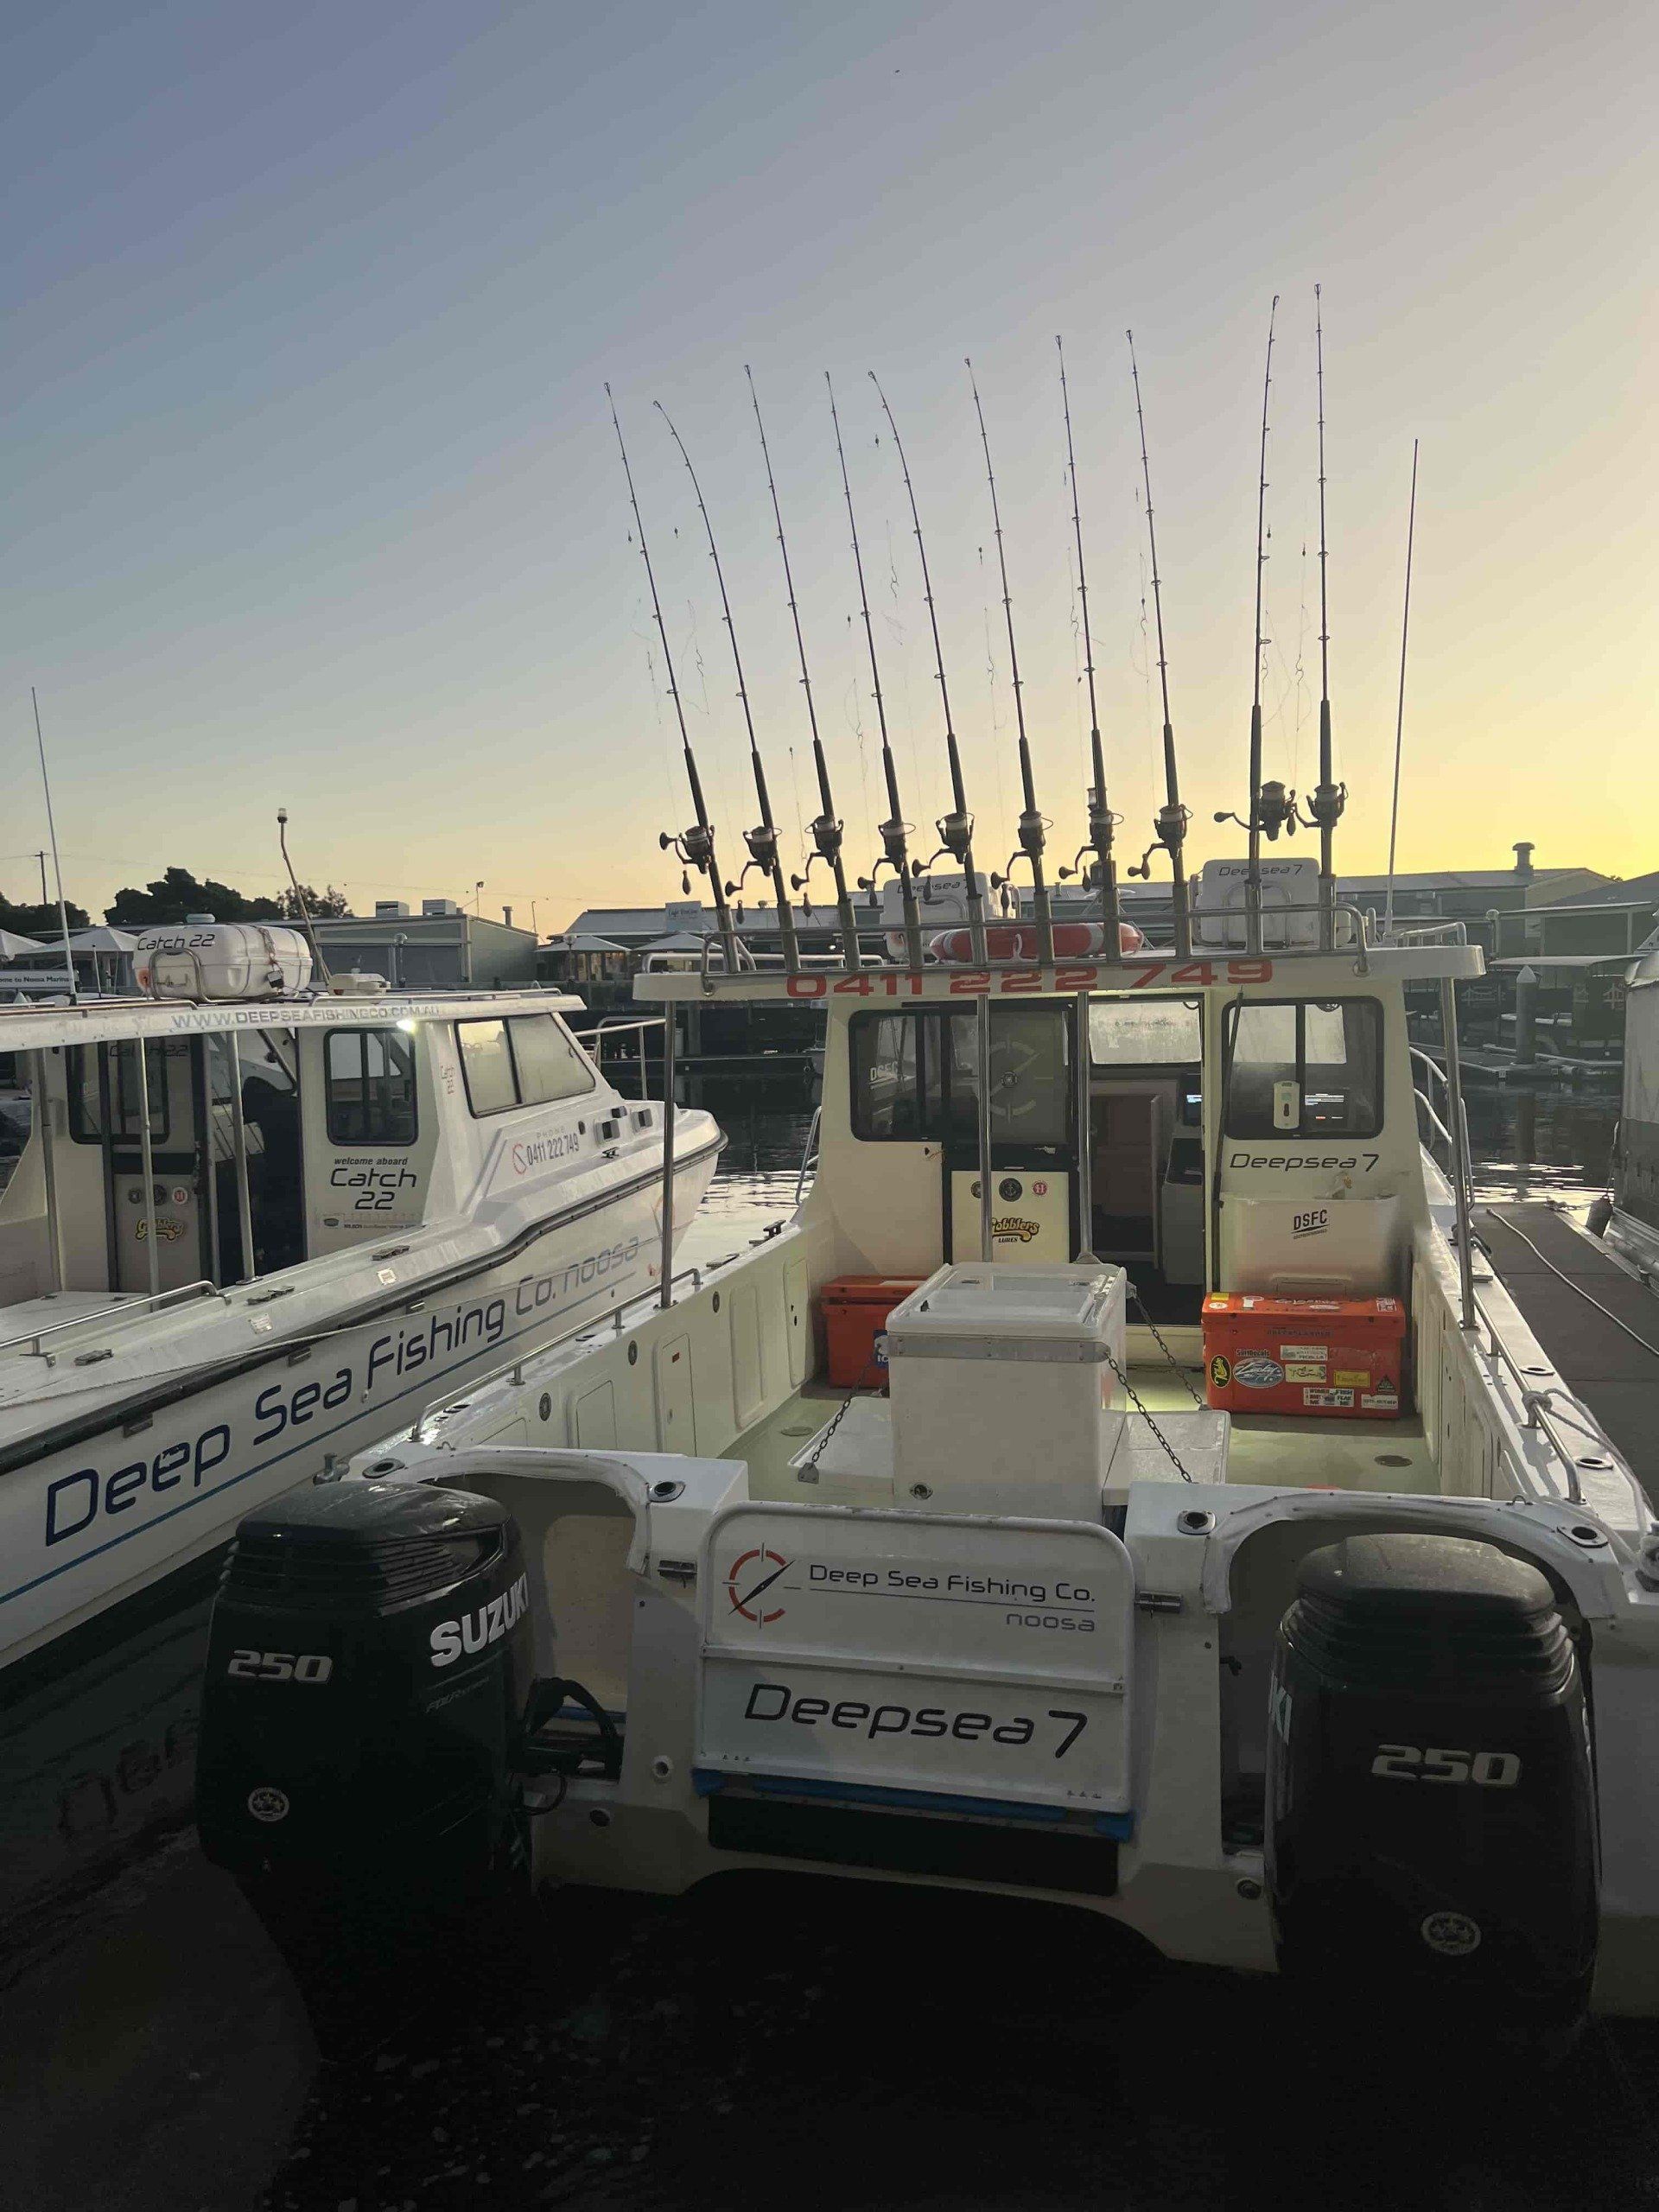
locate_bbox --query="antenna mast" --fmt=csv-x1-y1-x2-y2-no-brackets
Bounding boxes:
745,367,862,971
1384,439,1420,942
655,398,799,974
1302,283,1346,949
1054,335,1120,950
827,371,924,969
967,357,1055,965
606,385,740,971
1125,332,1192,956
868,371,988,963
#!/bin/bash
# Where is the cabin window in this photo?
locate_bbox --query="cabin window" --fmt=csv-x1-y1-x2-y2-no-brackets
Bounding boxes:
507,1015,595,1104
1222,998,1383,1139
456,1019,518,1117
325,1029,418,1145
67,1042,171,1146
1089,999,1203,1068
850,1006,1071,1145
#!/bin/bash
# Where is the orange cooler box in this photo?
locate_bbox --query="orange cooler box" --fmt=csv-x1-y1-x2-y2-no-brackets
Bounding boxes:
820,1276,926,1389
1203,1293,1407,1420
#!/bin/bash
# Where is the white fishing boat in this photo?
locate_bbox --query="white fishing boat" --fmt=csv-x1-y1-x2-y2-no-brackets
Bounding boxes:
1599,933,1659,1281
195,879,1659,2045
194,333,1659,2053
0,928,720,1674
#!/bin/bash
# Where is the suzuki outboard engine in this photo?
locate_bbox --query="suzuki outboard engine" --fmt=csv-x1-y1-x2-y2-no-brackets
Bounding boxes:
1266,1533,1598,2057
198,1481,533,1964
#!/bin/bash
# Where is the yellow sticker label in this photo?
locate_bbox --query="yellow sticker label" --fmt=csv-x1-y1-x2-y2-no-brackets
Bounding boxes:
1332,1369,1371,1388
1284,1362,1325,1382
1210,1355,1231,1388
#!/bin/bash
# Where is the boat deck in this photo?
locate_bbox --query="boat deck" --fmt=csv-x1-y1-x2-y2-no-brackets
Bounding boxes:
736,1348,1436,1503
1474,1202,1659,1510
0,1290,137,1361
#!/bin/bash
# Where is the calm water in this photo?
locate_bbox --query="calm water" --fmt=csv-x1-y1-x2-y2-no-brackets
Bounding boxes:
0,1077,1616,1943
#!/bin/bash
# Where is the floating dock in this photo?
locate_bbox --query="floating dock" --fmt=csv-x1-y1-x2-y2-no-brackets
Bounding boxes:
1472,1202,1659,1507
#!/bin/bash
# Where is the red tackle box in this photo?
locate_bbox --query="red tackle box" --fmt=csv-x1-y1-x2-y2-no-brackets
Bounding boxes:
1202,1293,1408,1421
820,1276,926,1390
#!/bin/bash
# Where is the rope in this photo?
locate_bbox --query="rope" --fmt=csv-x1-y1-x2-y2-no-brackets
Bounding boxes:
1479,1211,1659,1363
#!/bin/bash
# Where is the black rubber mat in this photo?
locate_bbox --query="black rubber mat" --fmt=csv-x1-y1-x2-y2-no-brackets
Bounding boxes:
1472,1204,1659,1503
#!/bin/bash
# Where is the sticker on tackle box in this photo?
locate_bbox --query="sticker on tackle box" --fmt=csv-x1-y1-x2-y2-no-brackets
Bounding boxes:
1280,1343,1328,1363
1362,1382,1400,1411
1284,1362,1325,1382
1303,1386,1355,1409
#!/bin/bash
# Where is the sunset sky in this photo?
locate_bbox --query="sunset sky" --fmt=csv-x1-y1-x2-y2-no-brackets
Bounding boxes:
3,0,1655,929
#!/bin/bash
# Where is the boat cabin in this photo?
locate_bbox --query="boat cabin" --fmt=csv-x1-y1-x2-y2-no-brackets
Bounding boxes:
777,949,1438,1319
0,990,607,1316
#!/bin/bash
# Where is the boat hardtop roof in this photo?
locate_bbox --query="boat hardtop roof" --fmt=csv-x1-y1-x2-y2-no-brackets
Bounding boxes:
633,941,1484,1004
0,987,584,1053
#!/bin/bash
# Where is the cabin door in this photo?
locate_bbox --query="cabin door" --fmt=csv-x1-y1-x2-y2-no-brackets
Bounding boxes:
68,1039,208,1295
940,1002,1074,1263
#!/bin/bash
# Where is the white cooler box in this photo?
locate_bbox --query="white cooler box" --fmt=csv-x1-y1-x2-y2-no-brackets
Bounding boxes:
885,1262,1127,1520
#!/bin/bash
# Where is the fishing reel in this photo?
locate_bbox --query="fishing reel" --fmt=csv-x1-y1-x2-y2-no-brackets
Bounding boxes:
724,821,784,901
1128,800,1191,880
1294,778,1348,834
924,806,978,877
790,827,838,919
660,823,717,898
989,807,1052,893
1213,781,1299,841
1060,793,1122,887
855,814,918,898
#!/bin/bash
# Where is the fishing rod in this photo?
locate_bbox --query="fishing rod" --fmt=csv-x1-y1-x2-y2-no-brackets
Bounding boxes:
1297,283,1346,950
967,356,1056,965
1053,334,1121,950
745,365,862,971
826,370,925,969
1124,331,1192,956
868,370,988,964
654,397,799,974
1213,296,1295,956
606,385,740,970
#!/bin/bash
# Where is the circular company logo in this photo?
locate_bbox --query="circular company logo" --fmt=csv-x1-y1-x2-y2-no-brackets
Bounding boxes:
725,1547,790,1626
1421,1910,1481,1958
246,1785,291,1825
1210,1354,1232,1389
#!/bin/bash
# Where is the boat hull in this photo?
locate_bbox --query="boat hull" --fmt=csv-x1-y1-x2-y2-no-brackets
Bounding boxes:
0,1143,718,1672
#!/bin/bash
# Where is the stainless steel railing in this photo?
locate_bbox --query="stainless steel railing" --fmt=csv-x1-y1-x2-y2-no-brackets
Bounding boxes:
0,1277,223,1361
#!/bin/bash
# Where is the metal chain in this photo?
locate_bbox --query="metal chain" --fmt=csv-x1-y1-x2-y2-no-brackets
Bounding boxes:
1103,1342,1193,1482
798,1393,858,1479
1128,1281,1206,1409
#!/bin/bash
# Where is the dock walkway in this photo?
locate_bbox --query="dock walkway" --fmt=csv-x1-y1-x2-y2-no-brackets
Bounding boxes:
1472,1202,1659,1509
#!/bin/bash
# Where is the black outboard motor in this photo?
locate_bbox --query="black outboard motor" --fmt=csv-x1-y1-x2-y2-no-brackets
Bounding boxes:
1266,1532,1598,2057
198,1481,533,1947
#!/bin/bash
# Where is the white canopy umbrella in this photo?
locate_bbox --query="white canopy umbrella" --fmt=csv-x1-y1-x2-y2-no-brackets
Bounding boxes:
67,925,139,951
0,931,45,957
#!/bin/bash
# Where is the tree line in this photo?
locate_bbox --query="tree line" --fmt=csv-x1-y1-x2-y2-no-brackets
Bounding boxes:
0,868,352,939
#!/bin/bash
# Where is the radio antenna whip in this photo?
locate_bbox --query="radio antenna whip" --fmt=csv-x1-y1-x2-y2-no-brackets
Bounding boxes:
869,370,988,963
1125,332,1192,955
967,356,1055,964
1383,438,1420,943
1300,283,1346,948
827,370,924,969
746,366,861,971
1054,335,1121,950
655,397,799,973
1213,297,1294,954
606,385,739,971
